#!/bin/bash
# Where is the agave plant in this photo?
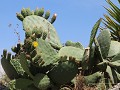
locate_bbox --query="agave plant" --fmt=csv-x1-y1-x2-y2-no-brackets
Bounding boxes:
102,0,120,42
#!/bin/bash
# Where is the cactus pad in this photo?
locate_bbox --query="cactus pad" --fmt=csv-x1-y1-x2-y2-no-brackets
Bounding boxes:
48,59,78,85
23,15,62,49
97,29,111,58
32,38,59,67
108,41,120,57
58,46,84,62
33,73,51,90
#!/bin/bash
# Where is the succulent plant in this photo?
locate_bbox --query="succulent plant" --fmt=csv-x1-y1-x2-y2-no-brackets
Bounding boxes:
1,50,21,79
17,8,62,49
82,26,120,89
1,7,85,90
1,1,120,89
48,56,79,85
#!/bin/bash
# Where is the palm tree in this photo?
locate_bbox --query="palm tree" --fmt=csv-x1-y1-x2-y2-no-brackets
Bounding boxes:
102,0,120,42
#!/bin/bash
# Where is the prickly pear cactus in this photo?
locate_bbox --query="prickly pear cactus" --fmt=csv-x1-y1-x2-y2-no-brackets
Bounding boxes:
31,38,59,68
17,8,62,49
1,7,84,90
108,41,120,57
97,29,111,58
48,56,78,85
81,19,120,89
1,50,19,79
58,46,84,62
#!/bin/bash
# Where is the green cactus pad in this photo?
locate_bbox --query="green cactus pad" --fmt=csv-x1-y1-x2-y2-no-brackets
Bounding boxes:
89,18,102,47
108,41,120,57
84,72,102,86
58,46,84,62
106,66,114,84
23,15,62,49
13,78,33,89
33,73,51,90
97,29,111,58
112,53,120,62
48,60,78,85
10,59,25,75
65,41,84,50
33,38,59,67
1,57,19,79
1,50,19,79
20,53,34,79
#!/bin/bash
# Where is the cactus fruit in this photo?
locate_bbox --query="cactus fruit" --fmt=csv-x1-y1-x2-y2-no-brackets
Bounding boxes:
50,13,57,24
16,13,24,21
21,8,27,17
44,10,50,19
38,8,44,16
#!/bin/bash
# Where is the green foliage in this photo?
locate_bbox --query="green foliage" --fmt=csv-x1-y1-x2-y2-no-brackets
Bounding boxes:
1,1,120,89
48,57,78,85
1,50,19,79
16,8,62,49
89,18,102,47
97,29,111,58
1,7,82,90
33,73,51,90
65,40,84,50
58,46,84,62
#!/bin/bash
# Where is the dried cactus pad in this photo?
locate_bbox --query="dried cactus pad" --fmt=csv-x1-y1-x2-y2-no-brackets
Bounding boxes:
23,15,62,48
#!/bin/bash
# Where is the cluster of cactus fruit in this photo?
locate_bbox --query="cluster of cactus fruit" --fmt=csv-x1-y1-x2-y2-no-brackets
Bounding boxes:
1,2,120,89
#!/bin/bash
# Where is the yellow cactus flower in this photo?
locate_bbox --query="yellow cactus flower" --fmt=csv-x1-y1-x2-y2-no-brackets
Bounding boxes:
32,41,38,48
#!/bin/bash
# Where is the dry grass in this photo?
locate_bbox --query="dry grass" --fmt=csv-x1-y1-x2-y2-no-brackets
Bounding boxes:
0,74,10,87
74,74,97,90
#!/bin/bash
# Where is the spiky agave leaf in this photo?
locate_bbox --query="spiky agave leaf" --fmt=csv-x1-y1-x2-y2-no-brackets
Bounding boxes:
103,0,120,41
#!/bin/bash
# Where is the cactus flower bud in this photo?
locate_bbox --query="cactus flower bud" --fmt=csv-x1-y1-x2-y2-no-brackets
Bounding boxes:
32,41,38,48
34,7,39,15
3,49,7,58
16,13,24,21
38,8,44,16
7,52,11,60
44,10,50,19
21,8,27,17
51,13,57,24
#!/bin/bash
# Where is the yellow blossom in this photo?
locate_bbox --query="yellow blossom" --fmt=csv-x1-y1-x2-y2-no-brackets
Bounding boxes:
32,41,38,47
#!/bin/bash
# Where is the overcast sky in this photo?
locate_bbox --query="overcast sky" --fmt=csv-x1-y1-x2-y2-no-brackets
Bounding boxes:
0,0,119,57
